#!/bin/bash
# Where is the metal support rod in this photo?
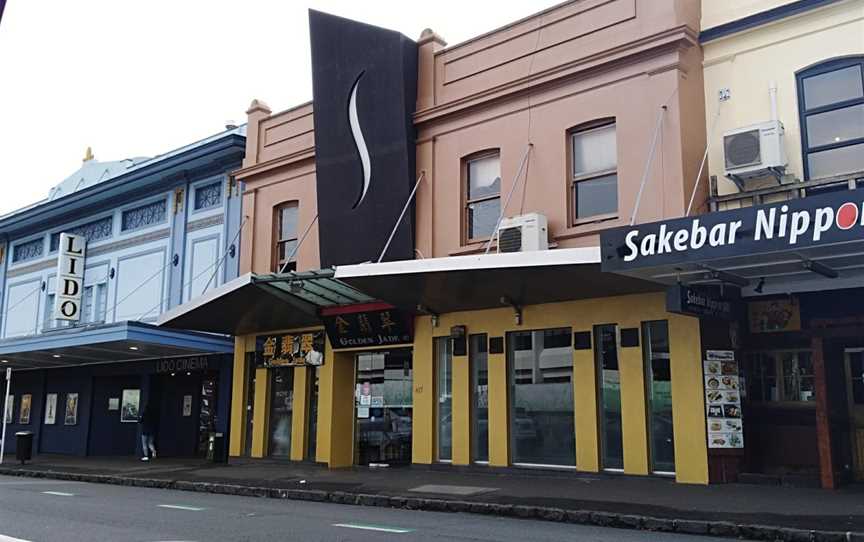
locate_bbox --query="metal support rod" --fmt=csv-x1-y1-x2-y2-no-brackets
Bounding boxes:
686,106,723,216
280,213,319,274
0,367,10,465
629,107,666,226
484,144,533,255
377,172,425,264
202,216,248,293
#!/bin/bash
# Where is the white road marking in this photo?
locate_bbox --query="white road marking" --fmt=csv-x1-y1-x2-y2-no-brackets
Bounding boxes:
41,491,75,497
333,523,414,534
0,534,33,542
157,505,205,512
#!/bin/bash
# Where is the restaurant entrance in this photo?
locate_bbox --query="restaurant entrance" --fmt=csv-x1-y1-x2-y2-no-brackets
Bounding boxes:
845,348,864,481
354,349,413,466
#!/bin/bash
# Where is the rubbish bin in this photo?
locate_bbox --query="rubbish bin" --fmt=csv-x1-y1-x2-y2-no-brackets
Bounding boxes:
15,431,33,465
208,432,227,464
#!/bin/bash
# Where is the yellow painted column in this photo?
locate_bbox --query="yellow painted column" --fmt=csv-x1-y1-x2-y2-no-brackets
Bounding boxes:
290,366,309,461
573,346,599,472
488,343,509,467
315,340,334,464
669,314,709,484
327,351,356,468
412,317,435,464
250,367,271,458
229,335,249,457
452,351,471,465
618,325,649,476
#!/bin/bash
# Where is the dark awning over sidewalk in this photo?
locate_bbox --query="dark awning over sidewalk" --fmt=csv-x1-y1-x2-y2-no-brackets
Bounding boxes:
0,321,233,370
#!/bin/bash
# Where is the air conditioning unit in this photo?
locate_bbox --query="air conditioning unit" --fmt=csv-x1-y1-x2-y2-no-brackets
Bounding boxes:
497,213,549,253
723,120,787,189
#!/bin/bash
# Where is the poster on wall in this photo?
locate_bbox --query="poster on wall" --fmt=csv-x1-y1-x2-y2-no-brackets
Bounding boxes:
704,351,744,449
108,398,119,411
3,395,13,424
121,389,140,423
257,331,325,368
748,298,801,333
183,395,192,417
44,393,58,425
64,393,79,425
19,394,31,425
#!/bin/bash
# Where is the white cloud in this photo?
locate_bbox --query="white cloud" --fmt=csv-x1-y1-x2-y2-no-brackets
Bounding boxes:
0,0,558,214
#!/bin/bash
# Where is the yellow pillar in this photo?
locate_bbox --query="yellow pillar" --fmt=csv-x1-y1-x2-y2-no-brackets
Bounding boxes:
669,314,709,484
573,345,599,472
452,350,471,465
619,325,650,475
318,340,356,468
488,341,509,467
291,366,309,461
250,367,271,458
412,316,435,464
229,336,249,457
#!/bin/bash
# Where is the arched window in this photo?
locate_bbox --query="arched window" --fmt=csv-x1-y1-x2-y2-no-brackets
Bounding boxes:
797,57,864,181
273,201,299,272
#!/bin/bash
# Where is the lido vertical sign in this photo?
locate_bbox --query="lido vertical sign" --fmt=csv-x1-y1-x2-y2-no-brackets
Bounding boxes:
53,233,86,322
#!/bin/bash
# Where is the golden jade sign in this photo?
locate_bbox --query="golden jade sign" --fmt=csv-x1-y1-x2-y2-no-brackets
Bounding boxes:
53,233,87,322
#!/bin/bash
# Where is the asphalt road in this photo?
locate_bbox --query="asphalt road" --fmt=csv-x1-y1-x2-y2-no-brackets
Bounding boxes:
0,475,748,542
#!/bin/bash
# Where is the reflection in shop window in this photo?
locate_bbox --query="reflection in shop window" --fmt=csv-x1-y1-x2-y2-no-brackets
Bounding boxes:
746,351,814,403
470,334,489,463
507,328,575,466
642,320,675,474
435,337,453,462
595,324,623,470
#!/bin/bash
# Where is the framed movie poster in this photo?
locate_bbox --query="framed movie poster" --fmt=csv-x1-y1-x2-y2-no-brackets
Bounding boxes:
121,389,140,423
64,393,79,425
19,394,31,424
108,398,119,411
182,395,192,417
3,395,12,424
44,393,58,425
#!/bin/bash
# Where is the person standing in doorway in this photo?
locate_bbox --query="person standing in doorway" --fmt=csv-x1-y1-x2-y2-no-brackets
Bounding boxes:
139,404,158,461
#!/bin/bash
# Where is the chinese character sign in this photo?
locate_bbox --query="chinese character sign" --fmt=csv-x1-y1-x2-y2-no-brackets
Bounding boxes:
322,308,413,349
256,331,325,367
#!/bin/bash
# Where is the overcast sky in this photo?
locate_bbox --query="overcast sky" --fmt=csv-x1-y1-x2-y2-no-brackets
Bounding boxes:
0,0,559,215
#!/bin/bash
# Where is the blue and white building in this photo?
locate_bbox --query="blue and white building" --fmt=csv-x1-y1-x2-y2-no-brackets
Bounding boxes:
0,127,245,457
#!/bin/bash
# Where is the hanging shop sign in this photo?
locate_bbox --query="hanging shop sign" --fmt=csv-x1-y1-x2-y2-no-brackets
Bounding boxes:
747,298,801,333
53,233,87,322
256,331,325,367
156,356,210,374
309,10,418,267
601,191,864,271
704,350,744,449
323,308,412,349
666,284,739,320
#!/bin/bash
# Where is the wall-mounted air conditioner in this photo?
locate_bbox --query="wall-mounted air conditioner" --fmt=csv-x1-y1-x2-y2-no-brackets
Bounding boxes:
723,119,787,189
497,213,549,253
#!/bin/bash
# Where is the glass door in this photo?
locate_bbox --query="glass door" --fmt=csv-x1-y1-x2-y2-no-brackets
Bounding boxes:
306,367,320,461
643,321,675,474
268,368,294,458
845,349,864,480
435,338,453,462
470,334,489,463
595,324,623,470
355,349,413,466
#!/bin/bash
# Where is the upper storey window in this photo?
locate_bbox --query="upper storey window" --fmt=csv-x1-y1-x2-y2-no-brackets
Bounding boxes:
274,202,299,272
571,121,618,223
464,151,501,242
194,181,223,211
49,216,113,252
121,199,167,232
12,238,43,264
797,57,864,180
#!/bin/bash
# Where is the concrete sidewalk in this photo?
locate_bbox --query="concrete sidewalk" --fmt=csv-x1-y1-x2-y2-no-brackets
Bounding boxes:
1,455,862,540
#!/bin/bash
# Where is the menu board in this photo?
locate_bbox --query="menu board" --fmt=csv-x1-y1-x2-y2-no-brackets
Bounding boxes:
704,350,744,449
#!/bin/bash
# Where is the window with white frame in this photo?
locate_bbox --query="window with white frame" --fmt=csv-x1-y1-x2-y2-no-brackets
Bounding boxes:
570,121,618,222
274,202,299,272
464,151,501,242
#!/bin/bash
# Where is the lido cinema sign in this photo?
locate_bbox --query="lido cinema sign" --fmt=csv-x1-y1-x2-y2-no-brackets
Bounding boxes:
53,233,87,322
601,192,864,271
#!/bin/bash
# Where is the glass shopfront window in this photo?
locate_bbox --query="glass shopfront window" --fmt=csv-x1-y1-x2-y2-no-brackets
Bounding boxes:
643,321,675,474
507,328,575,466
355,349,413,466
436,337,453,461
746,350,814,403
307,367,320,461
471,334,489,463
268,368,294,457
595,324,623,470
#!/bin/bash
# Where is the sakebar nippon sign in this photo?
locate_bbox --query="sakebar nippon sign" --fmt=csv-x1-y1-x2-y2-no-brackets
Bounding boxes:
53,233,87,322
666,284,739,320
601,191,864,271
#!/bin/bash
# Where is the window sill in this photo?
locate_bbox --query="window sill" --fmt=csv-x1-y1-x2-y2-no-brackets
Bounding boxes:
553,215,621,241
449,240,559,256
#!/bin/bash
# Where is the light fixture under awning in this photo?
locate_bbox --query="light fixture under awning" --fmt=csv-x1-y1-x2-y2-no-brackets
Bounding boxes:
334,247,662,315
157,270,377,335
0,321,233,370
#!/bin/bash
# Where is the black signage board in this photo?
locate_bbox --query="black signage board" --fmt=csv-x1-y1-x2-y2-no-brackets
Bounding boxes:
256,331,325,368
601,191,864,272
323,308,413,349
309,10,418,267
666,284,739,320
156,356,210,374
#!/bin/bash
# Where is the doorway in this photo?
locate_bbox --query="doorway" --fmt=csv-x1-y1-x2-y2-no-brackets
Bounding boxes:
268,367,294,458
845,348,864,480
354,349,413,466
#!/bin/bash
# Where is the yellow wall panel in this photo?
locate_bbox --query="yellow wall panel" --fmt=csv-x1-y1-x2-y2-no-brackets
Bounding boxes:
573,347,598,472
412,317,435,464
669,314,709,484
618,325,649,475
229,336,249,457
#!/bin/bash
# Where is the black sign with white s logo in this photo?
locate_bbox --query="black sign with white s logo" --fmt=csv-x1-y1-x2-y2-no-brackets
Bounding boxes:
309,10,418,267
